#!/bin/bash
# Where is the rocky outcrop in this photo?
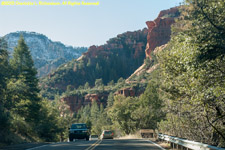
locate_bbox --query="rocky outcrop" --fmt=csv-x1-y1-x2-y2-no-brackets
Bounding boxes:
61,93,108,112
125,7,180,83
83,30,148,59
114,87,136,97
145,7,180,59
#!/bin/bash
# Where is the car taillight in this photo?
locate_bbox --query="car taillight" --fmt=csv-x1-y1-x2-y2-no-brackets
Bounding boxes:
112,133,114,136
103,134,104,136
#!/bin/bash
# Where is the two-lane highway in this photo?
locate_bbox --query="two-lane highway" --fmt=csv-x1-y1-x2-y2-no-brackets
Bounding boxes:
94,139,164,150
26,139,165,150
27,140,96,150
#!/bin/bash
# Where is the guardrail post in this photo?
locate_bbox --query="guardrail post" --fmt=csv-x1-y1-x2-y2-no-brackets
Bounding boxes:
181,146,183,150
172,143,175,149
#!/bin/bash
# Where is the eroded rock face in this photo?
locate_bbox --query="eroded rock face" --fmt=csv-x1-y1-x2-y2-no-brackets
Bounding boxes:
83,29,148,60
114,87,136,97
61,95,81,112
61,93,108,112
145,7,180,59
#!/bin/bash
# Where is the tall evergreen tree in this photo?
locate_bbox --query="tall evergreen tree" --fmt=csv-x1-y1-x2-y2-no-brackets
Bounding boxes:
0,38,10,132
0,38,9,106
10,35,40,123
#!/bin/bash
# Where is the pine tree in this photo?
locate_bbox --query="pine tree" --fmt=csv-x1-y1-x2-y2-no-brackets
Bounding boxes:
10,35,40,123
84,82,90,89
0,38,10,131
0,38,9,106
107,92,114,108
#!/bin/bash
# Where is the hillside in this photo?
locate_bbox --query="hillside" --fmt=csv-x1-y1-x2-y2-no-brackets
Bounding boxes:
40,29,148,96
4,31,87,77
40,7,180,99
40,7,180,106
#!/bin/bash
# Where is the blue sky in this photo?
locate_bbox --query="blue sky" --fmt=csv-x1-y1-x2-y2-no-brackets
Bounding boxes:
0,0,183,47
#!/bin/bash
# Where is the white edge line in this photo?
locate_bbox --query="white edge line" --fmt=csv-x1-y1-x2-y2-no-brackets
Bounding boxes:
26,142,66,150
26,144,48,150
147,140,166,150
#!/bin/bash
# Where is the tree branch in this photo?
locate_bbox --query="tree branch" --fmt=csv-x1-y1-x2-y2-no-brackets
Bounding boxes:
205,106,225,141
196,1,225,32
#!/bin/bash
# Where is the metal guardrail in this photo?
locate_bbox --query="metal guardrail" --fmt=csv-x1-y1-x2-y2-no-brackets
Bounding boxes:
158,134,225,150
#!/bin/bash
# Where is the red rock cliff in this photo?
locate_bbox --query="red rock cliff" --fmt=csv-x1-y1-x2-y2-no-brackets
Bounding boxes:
61,93,108,112
83,29,148,59
145,7,180,59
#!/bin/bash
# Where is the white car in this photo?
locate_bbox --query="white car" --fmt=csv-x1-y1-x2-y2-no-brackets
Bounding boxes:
100,130,114,139
90,135,99,141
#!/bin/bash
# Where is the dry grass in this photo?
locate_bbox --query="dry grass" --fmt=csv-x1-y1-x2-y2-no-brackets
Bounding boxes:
154,141,172,150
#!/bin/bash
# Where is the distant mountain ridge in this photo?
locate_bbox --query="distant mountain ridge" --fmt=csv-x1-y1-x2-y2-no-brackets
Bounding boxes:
4,31,87,77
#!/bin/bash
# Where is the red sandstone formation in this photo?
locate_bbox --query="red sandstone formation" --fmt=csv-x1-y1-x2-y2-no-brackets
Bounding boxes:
114,87,136,97
145,7,179,59
83,29,148,60
61,93,108,112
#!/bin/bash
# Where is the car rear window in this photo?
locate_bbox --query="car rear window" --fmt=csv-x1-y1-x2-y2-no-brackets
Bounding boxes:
71,124,87,129
104,131,112,134
91,135,98,138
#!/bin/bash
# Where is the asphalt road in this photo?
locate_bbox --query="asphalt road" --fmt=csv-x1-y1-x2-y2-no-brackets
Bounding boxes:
24,139,164,150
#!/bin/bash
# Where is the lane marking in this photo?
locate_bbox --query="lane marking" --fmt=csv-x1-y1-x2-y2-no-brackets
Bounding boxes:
91,140,102,150
85,140,98,150
85,140,102,150
146,140,166,150
26,142,72,150
26,144,48,150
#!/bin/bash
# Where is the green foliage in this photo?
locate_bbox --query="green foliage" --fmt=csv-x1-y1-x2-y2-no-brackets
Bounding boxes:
0,36,74,145
188,0,225,61
144,53,158,69
0,38,13,144
117,77,125,84
9,35,41,123
157,1,225,146
36,99,64,142
0,38,9,99
95,78,103,87
138,79,164,129
95,78,104,91
107,80,115,87
84,82,90,89
66,85,73,92
107,72,164,135
0,105,10,134
108,95,139,134
107,92,114,108
73,101,112,135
